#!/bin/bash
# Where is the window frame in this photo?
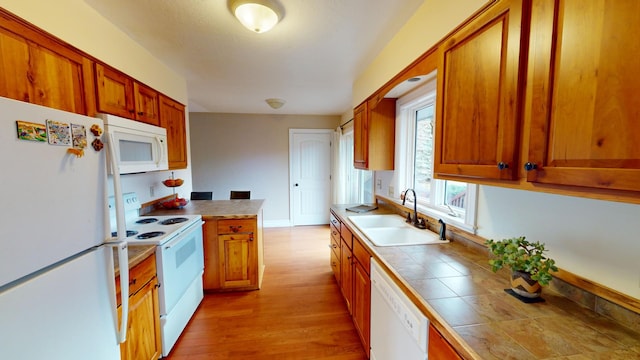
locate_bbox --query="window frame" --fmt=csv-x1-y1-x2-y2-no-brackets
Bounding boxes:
393,74,478,233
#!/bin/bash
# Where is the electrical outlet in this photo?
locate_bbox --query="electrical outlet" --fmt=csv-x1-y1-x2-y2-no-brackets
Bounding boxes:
376,179,382,189
149,185,155,197
388,185,394,197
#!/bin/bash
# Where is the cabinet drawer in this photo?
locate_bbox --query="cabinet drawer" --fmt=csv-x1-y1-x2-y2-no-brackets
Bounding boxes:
128,254,156,295
330,211,341,229
340,224,353,249
352,237,370,274
116,253,156,305
330,247,340,284
218,219,255,234
330,225,340,252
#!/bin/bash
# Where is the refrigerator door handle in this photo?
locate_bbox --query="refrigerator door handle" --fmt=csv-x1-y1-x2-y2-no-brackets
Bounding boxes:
110,241,129,343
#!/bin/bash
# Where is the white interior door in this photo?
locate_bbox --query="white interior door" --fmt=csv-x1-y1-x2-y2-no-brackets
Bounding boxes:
290,129,332,225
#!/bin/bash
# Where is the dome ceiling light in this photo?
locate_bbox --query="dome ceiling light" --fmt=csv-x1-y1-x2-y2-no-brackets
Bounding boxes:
265,98,286,109
230,0,282,34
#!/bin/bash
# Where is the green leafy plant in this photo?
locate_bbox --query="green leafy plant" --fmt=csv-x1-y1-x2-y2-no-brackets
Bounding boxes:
485,236,558,286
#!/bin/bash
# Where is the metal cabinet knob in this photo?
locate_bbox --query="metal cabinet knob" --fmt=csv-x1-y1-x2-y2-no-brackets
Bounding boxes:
524,162,538,171
497,162,509,170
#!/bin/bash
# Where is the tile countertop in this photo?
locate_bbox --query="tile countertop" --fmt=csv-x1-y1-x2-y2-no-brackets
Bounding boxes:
146,199,265,220
331,205,640,360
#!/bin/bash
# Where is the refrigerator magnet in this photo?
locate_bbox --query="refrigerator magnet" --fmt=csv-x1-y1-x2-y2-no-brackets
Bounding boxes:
16,121,47,142
46,119,71,146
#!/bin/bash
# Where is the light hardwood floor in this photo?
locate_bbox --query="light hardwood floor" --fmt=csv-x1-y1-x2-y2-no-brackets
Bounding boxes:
166,225,368,360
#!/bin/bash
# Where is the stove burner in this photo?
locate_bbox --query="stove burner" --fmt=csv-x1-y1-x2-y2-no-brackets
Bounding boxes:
136,231,165,239
160,217,189,225
111,230,139,238
136,218,158,224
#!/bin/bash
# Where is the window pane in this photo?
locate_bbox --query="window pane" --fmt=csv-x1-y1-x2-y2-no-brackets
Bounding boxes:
414,105,434,200
444,180,467,210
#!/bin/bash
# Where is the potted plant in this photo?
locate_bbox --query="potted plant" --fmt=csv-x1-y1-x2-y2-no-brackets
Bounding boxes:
485,236,558,298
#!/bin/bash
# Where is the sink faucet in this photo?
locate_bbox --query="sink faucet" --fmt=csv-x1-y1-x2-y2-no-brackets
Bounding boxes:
402,189,427,229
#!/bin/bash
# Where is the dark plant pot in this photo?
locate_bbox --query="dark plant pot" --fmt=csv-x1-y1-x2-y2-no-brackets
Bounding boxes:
510,270,542,298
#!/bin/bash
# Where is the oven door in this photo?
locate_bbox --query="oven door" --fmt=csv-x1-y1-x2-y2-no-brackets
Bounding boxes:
156,221,204,315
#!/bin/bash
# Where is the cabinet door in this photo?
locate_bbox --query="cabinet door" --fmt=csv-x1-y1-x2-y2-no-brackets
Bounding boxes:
428,324,462,360
435,0,528,180
353,102,368,169
159,95,188,169
134,82,159,125
95,63,134,118
218,233,257,288
0,22,90,114
352,259,371,357
340,239,353,313
526,0,640,192
120,278,162,360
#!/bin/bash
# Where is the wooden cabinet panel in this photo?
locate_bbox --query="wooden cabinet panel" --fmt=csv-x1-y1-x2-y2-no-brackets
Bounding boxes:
428,324,462,360
95,63,134,118
120,277,162,360
204,217,263,291
218,233,257,288
353,102,368,168
435,0,527,180
134,82,159,125
116,254,162,360
353,98,395,170
159,95,188,169
352,259,371,358
340,239,353,314
525,0,640,192
0,16,91,115
330,246,340,283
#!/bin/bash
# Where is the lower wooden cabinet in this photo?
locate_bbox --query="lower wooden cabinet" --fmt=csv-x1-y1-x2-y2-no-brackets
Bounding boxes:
428,324,462,360
329,210,372,357
117,253,162,360
352,251,371,358
203,215,264,291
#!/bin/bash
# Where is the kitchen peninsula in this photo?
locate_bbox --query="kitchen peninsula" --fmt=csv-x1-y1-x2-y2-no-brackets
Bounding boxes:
149,199,265,292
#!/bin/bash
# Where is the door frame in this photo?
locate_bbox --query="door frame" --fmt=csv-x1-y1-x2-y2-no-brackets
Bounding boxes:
289,129,333,226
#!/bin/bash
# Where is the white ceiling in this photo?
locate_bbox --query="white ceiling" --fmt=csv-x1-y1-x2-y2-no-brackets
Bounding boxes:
83,0,423,115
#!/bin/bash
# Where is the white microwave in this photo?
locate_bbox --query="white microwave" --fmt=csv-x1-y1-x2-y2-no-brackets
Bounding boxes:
99,113,169,174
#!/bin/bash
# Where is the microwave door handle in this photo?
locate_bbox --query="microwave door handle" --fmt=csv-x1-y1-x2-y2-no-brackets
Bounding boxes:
156,136,166,167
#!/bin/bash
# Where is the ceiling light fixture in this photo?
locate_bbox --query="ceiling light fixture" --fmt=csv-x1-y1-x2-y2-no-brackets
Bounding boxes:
265,98,285,109
230,0,282,34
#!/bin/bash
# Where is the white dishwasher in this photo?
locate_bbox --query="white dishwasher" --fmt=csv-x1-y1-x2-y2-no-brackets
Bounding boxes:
370,258,429,360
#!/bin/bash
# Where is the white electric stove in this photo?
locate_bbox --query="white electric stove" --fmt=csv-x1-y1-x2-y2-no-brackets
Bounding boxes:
108,192,204,357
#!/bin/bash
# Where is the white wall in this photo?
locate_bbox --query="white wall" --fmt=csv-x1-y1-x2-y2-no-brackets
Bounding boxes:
360,0,640,299
352,0,488,106
1,0,194,204
477,186,640,299
189,113,339,227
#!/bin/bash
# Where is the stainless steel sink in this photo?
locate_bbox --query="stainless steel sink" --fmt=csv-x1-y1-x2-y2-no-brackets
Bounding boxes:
348,214,448,247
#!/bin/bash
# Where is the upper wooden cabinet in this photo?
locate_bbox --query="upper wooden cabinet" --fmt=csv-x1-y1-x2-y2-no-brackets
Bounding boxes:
133,82,160,125
525,0,640,192
353,97,395,170
95,63,160,125
0,11,94,115
434,0,528,180
159,95,188,169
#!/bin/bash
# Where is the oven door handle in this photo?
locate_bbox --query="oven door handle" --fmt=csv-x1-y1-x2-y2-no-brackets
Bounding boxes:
163,221,204,250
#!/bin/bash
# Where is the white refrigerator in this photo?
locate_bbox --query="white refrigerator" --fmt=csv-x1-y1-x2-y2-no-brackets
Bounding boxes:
0,97,128,359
